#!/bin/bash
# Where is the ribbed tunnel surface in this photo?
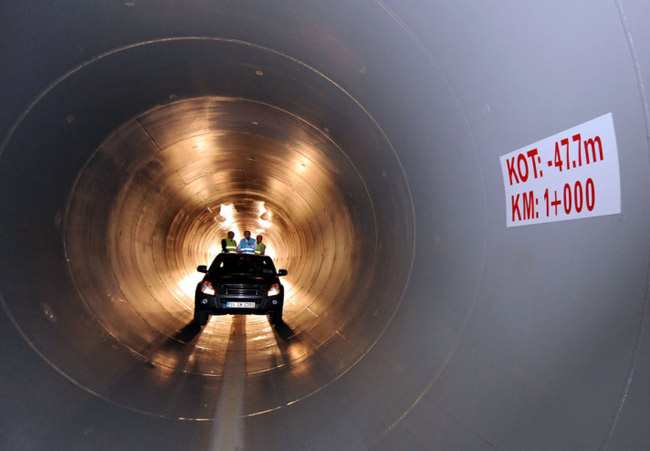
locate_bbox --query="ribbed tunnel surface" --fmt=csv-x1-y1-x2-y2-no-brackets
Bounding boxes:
61,92,411,419
2,1,650,450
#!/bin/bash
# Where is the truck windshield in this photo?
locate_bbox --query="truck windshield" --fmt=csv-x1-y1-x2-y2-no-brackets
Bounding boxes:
209,254,277,276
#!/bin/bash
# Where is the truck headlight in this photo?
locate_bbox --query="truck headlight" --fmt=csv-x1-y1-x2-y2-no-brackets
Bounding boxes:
200,281,216,296
267,283,280,297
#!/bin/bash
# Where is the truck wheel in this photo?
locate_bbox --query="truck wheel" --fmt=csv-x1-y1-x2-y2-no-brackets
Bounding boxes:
194,310,209,326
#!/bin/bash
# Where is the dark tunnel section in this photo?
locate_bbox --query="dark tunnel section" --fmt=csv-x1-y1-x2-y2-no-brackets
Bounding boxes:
3,1,650,450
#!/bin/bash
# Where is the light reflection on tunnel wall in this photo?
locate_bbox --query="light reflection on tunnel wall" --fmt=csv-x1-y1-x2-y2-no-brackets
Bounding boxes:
66,96,362,331
57,92,413,416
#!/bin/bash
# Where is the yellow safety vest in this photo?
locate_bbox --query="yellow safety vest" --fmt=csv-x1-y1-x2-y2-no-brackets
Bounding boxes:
255,242,266,255
225,238,237,252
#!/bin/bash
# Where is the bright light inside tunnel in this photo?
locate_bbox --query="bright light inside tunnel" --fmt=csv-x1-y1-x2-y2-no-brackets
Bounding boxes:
257,201,272,229
177,272,204,302
219,203,236,226
194,136,207,152
208,243,220,259
296,160,308,173
281,279,296,307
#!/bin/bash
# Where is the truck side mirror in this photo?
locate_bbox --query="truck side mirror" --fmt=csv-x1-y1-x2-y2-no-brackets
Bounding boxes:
197,265,208,273
277,269,288,276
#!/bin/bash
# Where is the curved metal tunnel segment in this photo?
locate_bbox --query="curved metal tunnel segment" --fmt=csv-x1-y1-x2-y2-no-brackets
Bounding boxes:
2,1,650,450
62,92,404,416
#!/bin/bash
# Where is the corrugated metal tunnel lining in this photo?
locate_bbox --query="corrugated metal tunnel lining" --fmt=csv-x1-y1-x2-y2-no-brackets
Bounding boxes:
2,1,650,449
61,90,412,418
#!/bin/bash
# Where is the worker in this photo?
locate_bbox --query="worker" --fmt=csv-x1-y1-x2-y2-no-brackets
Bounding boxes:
237,230,256,254
255,235,266,255
221,231,237,253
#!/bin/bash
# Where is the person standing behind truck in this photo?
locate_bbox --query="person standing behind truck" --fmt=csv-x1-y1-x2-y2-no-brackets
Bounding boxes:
237,230,256,254
255,235,266,255
221,231,237,253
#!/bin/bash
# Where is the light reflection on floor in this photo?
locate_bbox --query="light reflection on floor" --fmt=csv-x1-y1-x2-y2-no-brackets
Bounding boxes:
168,309,316,378
153,263,323,391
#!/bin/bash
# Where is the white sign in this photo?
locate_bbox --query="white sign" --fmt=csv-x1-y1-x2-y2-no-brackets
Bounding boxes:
500,113,621,227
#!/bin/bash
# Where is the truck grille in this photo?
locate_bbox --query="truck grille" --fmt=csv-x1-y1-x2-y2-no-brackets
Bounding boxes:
220,286,263,296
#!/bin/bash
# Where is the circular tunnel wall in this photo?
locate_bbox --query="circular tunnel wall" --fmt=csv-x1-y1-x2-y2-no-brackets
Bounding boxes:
1,1,650,450
2,33,416,423
61,86,413,417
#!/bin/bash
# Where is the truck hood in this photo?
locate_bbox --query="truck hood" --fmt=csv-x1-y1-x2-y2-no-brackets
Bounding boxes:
207,274,275,285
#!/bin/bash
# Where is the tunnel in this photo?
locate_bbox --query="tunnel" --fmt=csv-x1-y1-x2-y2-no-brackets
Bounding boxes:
1,1,650,449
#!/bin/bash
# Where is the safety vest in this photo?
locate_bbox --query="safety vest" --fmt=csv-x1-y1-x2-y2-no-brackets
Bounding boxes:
255,242,266,255
240,238,255,254
224,238,237,252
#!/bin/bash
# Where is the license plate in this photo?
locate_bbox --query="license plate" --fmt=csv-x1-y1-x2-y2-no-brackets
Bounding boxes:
226,301,255,308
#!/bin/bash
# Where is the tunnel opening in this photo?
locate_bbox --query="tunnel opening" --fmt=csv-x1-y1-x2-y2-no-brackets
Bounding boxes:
2,34,416,421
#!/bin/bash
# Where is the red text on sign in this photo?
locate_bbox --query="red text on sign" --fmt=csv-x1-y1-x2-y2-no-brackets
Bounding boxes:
549,134,604,172
541,178,595,219
506,148,541,185
511,191,536,222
